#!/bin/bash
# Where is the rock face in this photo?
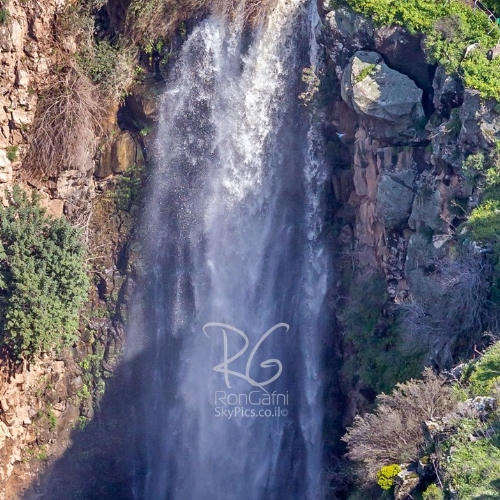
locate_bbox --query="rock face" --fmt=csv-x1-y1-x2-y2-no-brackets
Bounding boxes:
323,2,500,424
341,51,425,141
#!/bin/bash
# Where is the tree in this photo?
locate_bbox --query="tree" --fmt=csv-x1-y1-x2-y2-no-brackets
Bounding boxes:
342,369,454,480
0,186,89,359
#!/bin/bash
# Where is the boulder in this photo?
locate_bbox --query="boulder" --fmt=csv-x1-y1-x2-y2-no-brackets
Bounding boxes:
341,51,425,142
458,90,500,152
376,170,415,228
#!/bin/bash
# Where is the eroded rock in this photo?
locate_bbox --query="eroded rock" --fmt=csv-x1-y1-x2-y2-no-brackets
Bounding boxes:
341,50,425,142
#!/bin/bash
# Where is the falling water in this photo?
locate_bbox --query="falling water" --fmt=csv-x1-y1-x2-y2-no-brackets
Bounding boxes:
126,0,332,498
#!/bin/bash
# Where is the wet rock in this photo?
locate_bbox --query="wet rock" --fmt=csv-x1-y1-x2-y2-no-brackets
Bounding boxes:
97,131,143,178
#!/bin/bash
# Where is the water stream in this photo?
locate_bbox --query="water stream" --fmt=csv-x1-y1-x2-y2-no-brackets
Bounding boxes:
126,1,333,498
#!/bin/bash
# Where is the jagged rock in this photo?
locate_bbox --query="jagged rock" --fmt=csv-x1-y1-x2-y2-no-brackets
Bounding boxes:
433,66,464,117
458,90,500,153
468,396,497,419
408,188,443,232
324,5,374,50
341,50,425,142
394,468,420,500
332,169,355,203
123,81,161,127
374,26,433,93
376,170,415,228
417,456,435,479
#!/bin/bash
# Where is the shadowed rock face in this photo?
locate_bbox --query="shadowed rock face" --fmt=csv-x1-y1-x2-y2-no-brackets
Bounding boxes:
341,50,425,142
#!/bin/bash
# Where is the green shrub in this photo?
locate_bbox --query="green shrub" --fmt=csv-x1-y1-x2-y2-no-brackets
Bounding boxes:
443,419,500,499
347,0,500,99
355,63,377,83
340,273,423,392
0,8,9,24
377,464,401,490
5,146,17,162
76,41,136,100
463,341,500,396
422,483,444,500
113,162,144,212
0,186,89,359
467,199,500,242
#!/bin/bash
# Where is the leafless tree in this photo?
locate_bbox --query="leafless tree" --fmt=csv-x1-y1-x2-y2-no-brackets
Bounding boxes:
23,63,103,179
343,368,455,480
400,253,494,369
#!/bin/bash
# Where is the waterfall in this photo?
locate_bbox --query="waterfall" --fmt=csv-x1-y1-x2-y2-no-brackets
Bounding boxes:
126,0,332,498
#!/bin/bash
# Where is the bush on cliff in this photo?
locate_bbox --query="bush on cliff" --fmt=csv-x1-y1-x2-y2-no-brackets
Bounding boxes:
0,186,89,359
342,368,454,479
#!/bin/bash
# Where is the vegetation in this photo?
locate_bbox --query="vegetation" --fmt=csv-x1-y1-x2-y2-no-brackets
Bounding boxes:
113,163,144,212
346,0,500,99
354,63,376,83
344,342,500,499
422,483,444,500
462,341,500,396
0,7,8,24
400,253,493,368
343,368,454,479
75,40,136,100
443,419,500,499
376,464,400,490
24,64,102,178
340,272,423,393
6,145,17,162
0,186,89,359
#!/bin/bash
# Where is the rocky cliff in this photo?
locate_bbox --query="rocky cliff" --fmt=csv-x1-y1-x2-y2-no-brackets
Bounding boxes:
0,0,159,496
321,2,499,421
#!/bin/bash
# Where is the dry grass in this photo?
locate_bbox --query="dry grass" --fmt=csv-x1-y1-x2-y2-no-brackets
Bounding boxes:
125,0,276,47
23,63,103,179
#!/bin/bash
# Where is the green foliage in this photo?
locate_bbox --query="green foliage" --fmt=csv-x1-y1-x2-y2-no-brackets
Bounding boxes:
5,146,17,162
443,419,500,499
113,162,144,212
462,342,500,396
377,464,401,490
347,0,500,99
422,483,444,500
36,445,48,461
47,407,57,431
76,41,136,99
0,8,9,24
462,152,486,181
0,186,89,359
77,41,119,85
77,384,91,401
467,199,500,242
341,273,423,392
355,63,376,83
